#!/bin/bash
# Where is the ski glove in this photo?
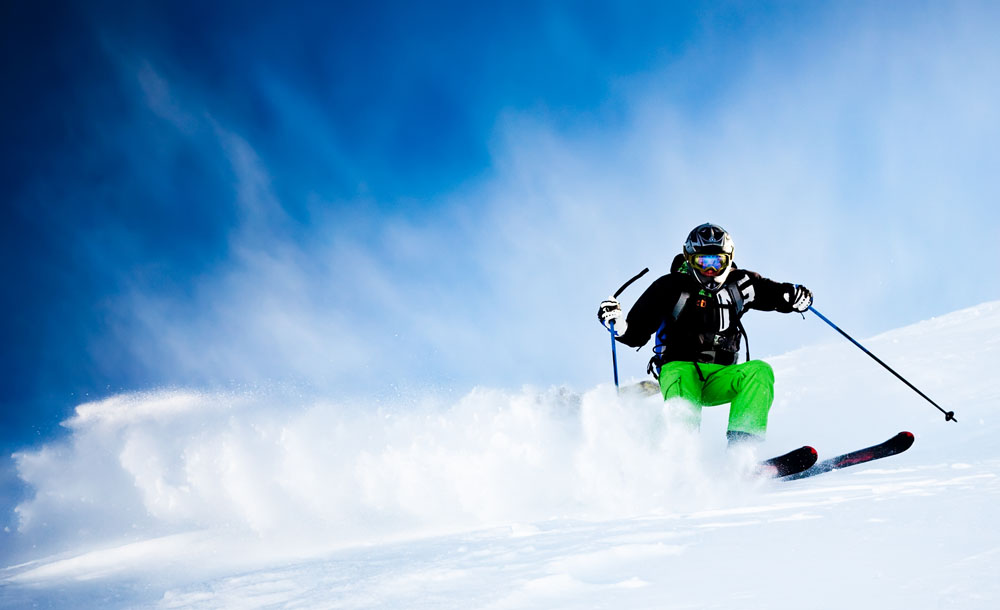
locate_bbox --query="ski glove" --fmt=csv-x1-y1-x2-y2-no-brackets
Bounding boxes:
788,285,813,313
598,298,627,334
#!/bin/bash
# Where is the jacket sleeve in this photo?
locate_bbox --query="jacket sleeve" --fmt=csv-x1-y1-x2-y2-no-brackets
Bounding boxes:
616,275,674,348
744,271,798,313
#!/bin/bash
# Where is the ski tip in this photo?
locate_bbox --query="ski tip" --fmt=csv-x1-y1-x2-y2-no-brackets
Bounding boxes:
898,430,915,449
807,446,818,458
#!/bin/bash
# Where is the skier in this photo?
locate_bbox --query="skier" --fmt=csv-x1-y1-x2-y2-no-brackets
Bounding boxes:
597,223,813,445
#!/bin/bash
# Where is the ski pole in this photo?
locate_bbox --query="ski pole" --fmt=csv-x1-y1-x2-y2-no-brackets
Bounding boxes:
808,305,957,423
613,267,650,300
609,320,620,388
607,267,650,388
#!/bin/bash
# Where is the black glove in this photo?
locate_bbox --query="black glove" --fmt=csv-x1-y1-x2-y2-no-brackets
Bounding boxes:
788,285,813,313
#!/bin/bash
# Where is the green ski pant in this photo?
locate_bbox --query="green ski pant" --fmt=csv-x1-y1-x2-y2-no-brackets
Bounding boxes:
657,360,775,436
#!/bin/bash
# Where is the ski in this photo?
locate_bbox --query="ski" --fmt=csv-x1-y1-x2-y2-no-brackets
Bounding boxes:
782,431,915,481
759,445,818,478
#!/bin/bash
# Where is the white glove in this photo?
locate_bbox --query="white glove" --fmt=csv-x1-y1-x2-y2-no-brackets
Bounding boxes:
787,285,813,313
598,298,627,334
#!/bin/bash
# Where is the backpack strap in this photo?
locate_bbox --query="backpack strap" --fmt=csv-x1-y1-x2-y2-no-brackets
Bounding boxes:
726,278,751,363
648,290,690,379
737,318,750,363
672,292,689,320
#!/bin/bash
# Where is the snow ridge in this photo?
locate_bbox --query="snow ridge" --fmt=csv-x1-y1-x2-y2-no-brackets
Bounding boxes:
3,301,1000,609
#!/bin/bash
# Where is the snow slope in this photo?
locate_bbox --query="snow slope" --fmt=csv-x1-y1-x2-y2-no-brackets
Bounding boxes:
2,302,999,609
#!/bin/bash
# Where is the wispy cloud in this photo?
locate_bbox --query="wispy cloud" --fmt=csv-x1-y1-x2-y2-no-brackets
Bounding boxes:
88,5,1000,402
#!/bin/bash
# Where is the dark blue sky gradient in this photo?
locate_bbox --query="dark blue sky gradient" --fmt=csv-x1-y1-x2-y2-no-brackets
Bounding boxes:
1,1,734,450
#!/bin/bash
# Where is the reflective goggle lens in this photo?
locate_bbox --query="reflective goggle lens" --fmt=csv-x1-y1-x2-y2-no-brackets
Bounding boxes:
690,253,729,276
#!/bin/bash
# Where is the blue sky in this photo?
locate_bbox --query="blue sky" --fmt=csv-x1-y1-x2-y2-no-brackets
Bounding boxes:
0,1,711,444
3,1,1000,524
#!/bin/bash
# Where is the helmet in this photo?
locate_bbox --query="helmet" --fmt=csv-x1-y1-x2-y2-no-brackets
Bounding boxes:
683,223,734,291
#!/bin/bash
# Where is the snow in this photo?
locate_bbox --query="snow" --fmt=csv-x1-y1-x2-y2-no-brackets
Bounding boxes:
3,302,1000,609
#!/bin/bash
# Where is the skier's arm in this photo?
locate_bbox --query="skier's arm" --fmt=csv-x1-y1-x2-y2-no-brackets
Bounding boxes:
745,272,812,313
615,276,673,348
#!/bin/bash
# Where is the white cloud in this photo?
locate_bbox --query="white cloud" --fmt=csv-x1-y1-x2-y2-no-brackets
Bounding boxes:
100,4,1000,399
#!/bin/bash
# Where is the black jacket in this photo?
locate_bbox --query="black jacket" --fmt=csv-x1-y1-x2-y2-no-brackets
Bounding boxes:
616,254,799,367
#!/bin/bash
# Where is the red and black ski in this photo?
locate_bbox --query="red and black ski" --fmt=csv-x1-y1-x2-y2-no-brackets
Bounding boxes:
759,445,818,478
782,431,915,481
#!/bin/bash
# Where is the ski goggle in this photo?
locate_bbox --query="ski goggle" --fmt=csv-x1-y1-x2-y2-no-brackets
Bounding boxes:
689,253,731,276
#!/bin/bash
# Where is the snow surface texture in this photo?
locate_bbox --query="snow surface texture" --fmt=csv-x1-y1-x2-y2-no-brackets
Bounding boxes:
2,302,999,609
